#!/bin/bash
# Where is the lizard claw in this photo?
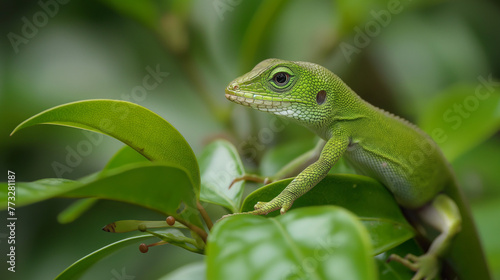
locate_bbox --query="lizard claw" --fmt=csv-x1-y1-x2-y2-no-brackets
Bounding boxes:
219,191,297,220
279,201,293,214
254,201,267,210
388,253,439,280
218,195,295,221
251,200,280,215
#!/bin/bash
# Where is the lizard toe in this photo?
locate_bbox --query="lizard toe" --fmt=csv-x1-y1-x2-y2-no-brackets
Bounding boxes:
388,253,439,280
254,201,268,210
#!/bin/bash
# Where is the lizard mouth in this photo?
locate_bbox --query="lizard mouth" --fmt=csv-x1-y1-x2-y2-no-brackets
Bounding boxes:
225,86,302,114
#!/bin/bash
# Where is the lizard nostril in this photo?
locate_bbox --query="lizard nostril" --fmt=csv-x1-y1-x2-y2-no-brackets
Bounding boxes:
230,83,239,90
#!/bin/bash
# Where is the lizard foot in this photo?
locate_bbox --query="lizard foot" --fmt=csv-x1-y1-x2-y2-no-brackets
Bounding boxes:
387,253,439,280
254,195,294,215
219,193,295,221
218,198,284,221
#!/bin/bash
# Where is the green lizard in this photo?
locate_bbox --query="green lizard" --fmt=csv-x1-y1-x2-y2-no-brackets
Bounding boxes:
224,59,491,280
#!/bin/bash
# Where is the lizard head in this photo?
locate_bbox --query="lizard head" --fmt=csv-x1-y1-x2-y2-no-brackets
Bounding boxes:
225,58,341,127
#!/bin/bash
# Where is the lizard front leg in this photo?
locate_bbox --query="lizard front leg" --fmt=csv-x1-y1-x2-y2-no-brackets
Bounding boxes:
249,132,349,215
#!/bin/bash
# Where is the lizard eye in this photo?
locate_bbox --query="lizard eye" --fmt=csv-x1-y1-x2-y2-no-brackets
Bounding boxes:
273,72,290,86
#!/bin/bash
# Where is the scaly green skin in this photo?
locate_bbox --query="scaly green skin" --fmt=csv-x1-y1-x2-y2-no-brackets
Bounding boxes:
225,59,491,280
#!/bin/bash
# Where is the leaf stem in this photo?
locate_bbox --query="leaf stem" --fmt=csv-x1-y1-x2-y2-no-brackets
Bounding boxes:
197,202,213,230
178,219,208,243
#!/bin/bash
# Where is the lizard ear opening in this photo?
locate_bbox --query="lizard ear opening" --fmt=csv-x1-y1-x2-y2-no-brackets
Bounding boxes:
316,90,326,105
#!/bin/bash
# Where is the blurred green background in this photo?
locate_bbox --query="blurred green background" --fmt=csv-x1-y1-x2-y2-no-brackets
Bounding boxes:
1,0,499,279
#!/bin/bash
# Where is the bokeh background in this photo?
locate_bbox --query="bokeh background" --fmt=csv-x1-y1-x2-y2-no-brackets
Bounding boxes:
1,0,499,279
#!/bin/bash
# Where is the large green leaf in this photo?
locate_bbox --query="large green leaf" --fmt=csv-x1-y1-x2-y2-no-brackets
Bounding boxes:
1,177,82,207
101,145,149,174
66,163,201,227
472,197,500,279
241,174,415,254
199,140,245,213
55,234,153,280
57,198,99,224
207,206,376,280
0,162,202,227
57,146,149,223
11,99,200,195
419,84,500,162
158,262,206,280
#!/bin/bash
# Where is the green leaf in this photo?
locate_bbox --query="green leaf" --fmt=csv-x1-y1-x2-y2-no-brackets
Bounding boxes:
158,262,206,280
57,146,149,223
11,99,200,196
419,84,500,162
472,198,500,279
63,163,201,227
0,162,202,227
55,234,153,280
1,178,81,207
57,198,98,224
199,140,245,213
101,145,149,174
57,145,149,223
241,174,415,254
207,206,377,280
